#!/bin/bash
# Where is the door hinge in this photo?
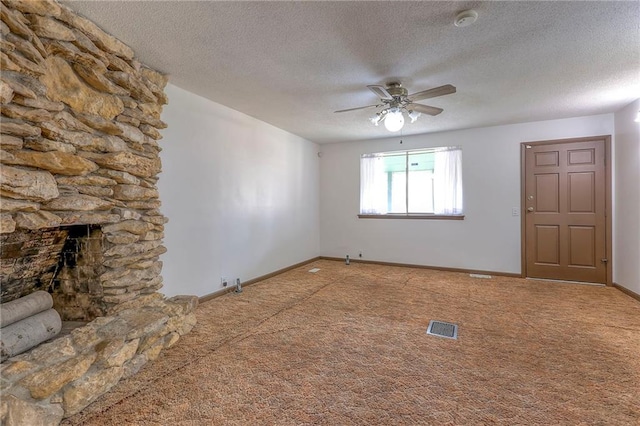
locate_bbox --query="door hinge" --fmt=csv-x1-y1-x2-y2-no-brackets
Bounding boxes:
525,145,532,149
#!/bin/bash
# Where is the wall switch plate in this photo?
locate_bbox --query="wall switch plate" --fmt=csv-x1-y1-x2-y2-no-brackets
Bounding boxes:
512,208,519,216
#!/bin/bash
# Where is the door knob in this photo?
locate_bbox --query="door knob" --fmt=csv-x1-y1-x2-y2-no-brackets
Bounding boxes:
527,207,534,212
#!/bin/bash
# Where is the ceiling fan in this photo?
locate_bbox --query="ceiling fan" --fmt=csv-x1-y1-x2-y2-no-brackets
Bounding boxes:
334,82,456,132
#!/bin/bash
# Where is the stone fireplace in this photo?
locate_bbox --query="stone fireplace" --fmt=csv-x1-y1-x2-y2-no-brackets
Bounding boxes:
0,1,197,424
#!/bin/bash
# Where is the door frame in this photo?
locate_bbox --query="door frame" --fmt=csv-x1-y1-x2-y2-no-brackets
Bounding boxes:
520,135,612,285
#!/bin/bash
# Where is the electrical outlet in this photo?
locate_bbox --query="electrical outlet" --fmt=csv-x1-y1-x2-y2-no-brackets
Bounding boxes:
221,277,228,287
358,252,363,258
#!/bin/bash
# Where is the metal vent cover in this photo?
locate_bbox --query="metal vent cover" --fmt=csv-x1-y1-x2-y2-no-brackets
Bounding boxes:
426,320,458,340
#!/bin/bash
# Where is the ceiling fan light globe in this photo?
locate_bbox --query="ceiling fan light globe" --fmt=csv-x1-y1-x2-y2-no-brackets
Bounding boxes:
384,110,404,132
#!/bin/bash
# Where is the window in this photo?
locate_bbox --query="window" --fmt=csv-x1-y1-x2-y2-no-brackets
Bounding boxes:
359,146,463,218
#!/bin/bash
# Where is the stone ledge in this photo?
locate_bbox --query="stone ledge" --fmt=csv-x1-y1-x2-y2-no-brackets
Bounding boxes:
0,295,198,424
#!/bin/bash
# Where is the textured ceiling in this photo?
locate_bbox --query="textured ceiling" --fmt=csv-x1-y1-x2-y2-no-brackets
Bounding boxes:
62,1,640,144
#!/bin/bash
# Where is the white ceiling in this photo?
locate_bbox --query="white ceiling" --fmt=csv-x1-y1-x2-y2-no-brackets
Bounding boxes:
62,1,640,144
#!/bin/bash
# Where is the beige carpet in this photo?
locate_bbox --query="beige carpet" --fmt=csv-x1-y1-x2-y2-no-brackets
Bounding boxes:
63,259,640,425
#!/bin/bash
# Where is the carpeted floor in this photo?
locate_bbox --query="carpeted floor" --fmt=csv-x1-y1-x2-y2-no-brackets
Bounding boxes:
63,259,640,425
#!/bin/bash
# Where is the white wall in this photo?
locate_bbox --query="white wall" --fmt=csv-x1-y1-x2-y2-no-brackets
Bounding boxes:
320,114,614,274
614,99,640,295
158,84,320,297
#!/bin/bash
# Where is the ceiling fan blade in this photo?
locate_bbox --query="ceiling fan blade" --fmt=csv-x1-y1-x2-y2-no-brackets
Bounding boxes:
367,85,393,100
334,104,380,113
407,103,443,116
408,84,456,102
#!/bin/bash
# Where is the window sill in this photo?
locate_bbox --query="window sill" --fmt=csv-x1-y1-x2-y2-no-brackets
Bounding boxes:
358,214,465,220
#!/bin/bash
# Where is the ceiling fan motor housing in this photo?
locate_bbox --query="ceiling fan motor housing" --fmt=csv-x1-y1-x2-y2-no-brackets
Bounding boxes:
386,82,408,98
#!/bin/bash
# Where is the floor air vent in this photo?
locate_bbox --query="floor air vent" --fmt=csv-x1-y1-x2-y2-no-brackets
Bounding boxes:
427,320,458,340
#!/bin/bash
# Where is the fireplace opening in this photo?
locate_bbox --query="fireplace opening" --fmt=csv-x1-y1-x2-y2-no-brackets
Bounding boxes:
51,224,105,322
1,224,108,330
0,225,105,361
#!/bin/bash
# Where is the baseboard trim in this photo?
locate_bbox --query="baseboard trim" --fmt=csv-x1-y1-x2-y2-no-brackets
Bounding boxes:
199,256,321,304
319,256,522,278
199,286,236,304
613,283,640,302
200,258,639,303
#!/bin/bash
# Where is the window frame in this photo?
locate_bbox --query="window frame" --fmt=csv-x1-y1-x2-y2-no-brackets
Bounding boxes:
358,146,464,220
357,213,465,220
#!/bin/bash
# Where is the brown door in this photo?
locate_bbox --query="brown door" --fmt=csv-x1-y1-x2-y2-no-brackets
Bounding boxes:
523,137,609,284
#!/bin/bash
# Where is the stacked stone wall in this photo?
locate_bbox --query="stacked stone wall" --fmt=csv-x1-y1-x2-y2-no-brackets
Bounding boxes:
1,0,169,314
0,1,198,423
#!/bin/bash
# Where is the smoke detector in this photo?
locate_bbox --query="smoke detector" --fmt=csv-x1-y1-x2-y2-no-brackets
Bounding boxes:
454,10,478,27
